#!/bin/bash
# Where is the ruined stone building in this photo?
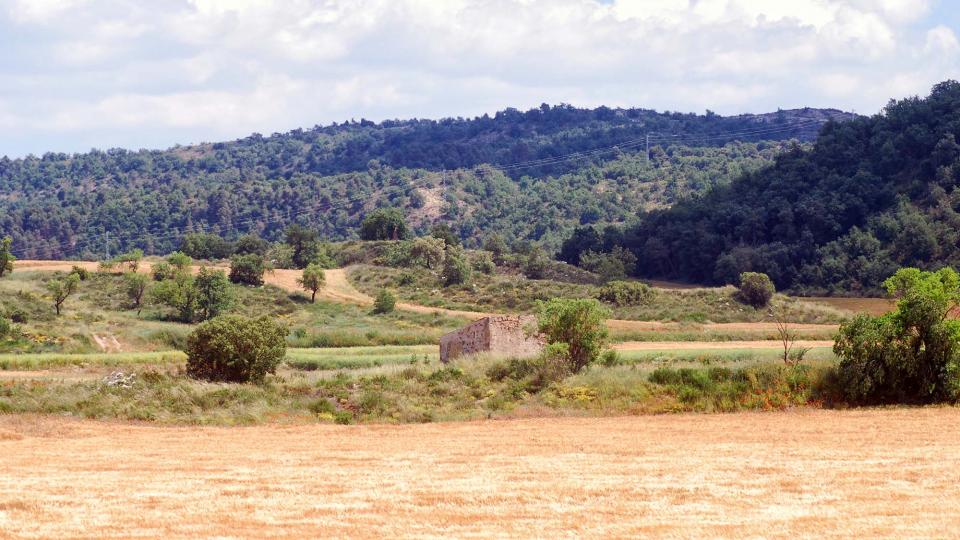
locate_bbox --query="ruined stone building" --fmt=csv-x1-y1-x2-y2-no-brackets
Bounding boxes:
439,315,545,363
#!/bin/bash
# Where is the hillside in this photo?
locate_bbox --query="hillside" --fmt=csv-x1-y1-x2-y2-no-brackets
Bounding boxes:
563,81,960,294
0,105,845,259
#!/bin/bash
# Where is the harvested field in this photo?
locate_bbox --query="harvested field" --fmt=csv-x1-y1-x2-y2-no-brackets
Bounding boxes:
1,409,960,538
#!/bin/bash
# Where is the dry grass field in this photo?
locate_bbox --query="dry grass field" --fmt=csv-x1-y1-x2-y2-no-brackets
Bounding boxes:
2,409,960,538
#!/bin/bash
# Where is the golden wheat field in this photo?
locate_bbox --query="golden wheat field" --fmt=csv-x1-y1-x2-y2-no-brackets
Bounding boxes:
2,409,960,538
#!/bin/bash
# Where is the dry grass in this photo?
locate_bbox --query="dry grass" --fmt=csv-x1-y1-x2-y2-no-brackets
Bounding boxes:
1,409,959,537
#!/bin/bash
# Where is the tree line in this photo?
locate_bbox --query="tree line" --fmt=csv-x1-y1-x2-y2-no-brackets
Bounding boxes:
560,80,960,294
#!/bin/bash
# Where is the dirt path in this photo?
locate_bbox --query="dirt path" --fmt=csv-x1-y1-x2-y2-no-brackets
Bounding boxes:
1,409,959,537
613,340,834,351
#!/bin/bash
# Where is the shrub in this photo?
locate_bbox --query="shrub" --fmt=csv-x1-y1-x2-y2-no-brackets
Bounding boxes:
430,223,460,247
70,265,89,281
124,272,149,313
523,247,549,279
0,317,11,338
151,261,176,281
180,233,232,260
195,268,233,320
229,253,266,286
359,208,410,240
441,247,471,286
536,298,610,372
578,247,637,282
736,272,775,308
484,234,509,264
0,236,14,278
596,280,654,306
114,249,144,272
166,251,193,271
185,315,287,383
9,309,27,324
471,251,496,274
372,289,396,314
834,267,960,404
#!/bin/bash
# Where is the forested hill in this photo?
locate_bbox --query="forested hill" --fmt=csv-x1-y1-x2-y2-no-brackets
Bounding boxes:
573,81,960,295
0,104,846,259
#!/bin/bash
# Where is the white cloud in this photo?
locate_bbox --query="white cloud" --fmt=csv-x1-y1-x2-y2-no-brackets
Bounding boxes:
0,0,957,156
925,25,960,55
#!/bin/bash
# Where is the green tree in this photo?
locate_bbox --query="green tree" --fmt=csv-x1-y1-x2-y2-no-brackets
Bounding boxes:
736,272,775,308
166,251,192,272
360,208,410,240
0,236,15,277
114,249,144,272
195,267,233,321
441,246,471,286
835,267,960,403
483,234,508,265
523,246,549,280
124,272,149,314
298,263,326,303
185,315,287,383
180,233,232,260
284,224,320,269
229,253,266,286
536,298,610,372
149,272,199,322
233,234,270,256
47,272,81,315
372,289,397,314
430,223,460,247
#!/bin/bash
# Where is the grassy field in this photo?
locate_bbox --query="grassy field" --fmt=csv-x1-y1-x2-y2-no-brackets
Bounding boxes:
348,264,847,323
0,269,469,353
0,344,841,424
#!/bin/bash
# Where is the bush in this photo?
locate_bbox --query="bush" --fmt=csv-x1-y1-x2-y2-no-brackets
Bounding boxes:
596,280,654,306
523,247,549,279
359,208,410,240
441,247,471,286
736,272,775,308
372,289,396,314
0,236,14,278
185,315,287,383
471,251,496,274
834,267,960,404
0,317,11,339
9,309,27,324
166,251,193,271
151,261,176,281
229,253,266,286
536,298,610,372
70,265,89,281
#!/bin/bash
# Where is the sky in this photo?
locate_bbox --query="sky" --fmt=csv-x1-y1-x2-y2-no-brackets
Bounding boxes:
1,0,959,157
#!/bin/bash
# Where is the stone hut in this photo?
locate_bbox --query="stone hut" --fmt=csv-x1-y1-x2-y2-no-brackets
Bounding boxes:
439,315,545,363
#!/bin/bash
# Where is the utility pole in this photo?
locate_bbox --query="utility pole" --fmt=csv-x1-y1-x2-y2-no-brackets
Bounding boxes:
645,133,650,165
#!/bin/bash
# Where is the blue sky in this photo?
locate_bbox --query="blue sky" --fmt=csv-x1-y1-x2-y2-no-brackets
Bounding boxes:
1,0,959,157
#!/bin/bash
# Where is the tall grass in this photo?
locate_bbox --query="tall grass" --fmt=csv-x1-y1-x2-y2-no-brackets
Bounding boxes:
0,351,187,370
